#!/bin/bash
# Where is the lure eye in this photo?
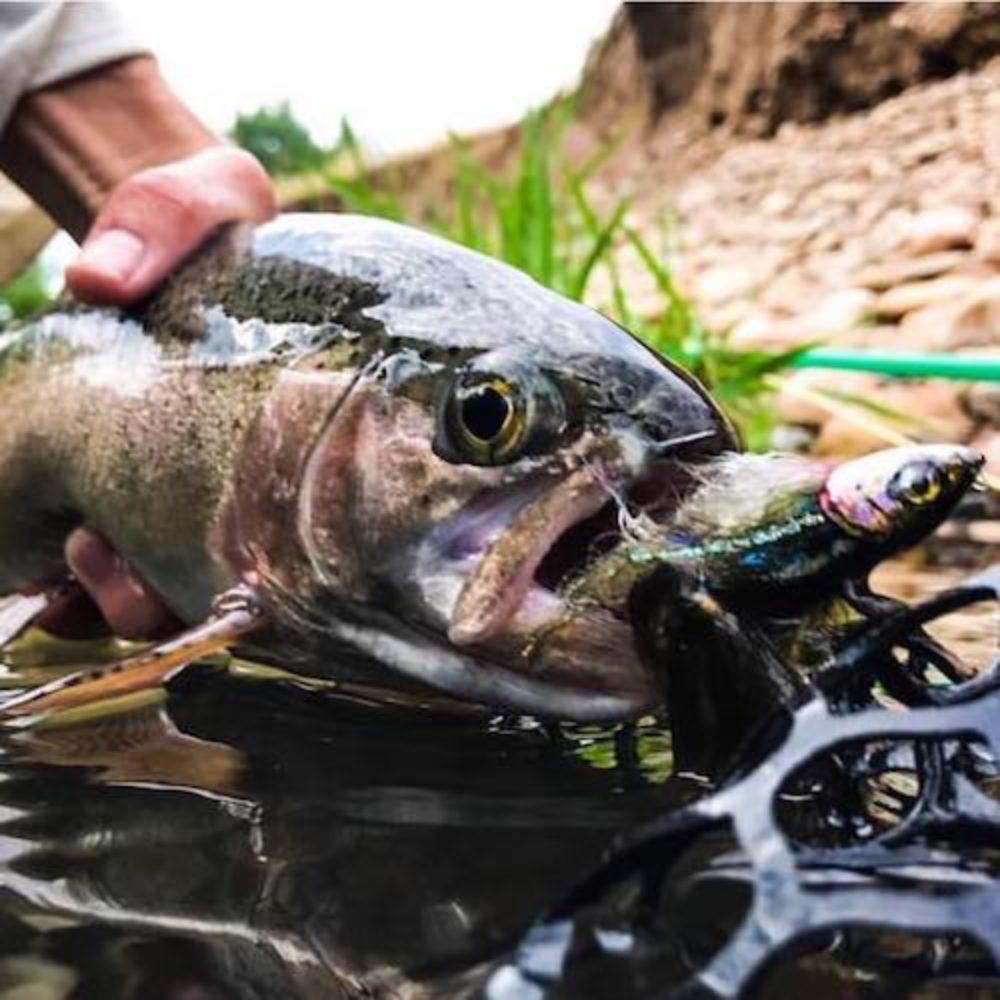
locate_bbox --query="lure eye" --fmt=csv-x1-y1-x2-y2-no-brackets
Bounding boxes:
892,461,943,505
435,363,565,466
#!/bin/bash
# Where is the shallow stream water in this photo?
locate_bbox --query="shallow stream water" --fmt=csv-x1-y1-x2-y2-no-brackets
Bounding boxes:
0,553,994,999
0,666,681,999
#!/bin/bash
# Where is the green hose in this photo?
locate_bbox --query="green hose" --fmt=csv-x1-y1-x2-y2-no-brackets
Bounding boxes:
792,348,1000,381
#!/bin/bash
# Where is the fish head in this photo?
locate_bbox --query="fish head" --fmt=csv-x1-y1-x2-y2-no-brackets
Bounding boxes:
248,215,736,720
819,444,984,553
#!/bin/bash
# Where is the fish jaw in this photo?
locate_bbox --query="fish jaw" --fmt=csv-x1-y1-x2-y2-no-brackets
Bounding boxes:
390,430,710,717
447,462,624,646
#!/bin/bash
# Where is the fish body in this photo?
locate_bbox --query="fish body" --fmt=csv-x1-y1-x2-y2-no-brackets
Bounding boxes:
572,446,984,613
0,214,735,720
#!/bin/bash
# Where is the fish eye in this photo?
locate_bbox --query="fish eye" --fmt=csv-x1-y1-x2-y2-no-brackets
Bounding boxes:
457,379,520,450
435,364,565,466
460,381,514,443
891,461,943,505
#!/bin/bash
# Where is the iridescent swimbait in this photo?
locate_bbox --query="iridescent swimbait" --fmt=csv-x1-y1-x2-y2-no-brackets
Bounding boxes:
569,445,984,612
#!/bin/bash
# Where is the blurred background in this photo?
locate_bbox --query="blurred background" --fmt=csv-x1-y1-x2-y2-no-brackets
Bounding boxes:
135,1,620,157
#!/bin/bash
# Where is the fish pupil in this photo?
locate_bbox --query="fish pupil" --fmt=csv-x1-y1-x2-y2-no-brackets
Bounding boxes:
462,385,510,443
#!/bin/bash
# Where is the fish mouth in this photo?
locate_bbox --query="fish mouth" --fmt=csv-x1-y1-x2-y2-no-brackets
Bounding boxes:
428,448,702,649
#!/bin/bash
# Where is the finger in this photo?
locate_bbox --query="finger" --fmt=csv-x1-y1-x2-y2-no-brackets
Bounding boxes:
65,147,276,305
65,528,179,640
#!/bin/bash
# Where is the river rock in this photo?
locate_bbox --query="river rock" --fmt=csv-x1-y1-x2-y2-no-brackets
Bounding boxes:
903,206,979,254
975,217,1000,263
758,268,825,315
694,263,760,305
855,251,970,290
962,381,1000,427
812,380,973,458
800,287,876,336
875,275,981,318
775,370,881,426
896,303,963,351
812,416,896,459
899,278,1000,349
968,428,1000,482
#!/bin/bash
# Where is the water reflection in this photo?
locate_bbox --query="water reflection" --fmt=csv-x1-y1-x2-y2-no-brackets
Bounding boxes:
4,660,994,997
0,672,676,999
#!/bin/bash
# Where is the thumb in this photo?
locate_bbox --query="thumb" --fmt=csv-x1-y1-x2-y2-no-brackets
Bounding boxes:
66,146,275,305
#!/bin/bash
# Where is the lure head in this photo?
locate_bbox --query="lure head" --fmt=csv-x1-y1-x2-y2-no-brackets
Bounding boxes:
819,444,984,555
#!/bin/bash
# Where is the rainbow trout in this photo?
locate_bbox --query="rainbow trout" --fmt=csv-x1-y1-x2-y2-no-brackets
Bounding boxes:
0,214,735,722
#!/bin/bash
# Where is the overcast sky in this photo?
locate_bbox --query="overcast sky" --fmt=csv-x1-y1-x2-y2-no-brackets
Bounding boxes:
121,1,619,156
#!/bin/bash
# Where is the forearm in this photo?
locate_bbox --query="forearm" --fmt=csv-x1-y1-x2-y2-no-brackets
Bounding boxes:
0,54,217,240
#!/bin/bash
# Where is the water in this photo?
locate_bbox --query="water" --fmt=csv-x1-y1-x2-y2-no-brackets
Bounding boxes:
0,551,995,998
0,669,683,999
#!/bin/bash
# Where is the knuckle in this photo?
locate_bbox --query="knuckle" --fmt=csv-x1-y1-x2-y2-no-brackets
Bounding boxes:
112,167,206,229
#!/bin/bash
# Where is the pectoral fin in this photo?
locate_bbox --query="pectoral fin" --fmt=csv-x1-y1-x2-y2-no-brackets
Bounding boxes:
0,584,267,723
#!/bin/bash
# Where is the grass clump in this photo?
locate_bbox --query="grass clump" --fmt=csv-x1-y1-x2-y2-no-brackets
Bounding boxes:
0,262,51,328
230,102,328,177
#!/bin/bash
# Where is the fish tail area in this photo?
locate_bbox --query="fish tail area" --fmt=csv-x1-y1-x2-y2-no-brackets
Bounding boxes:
0,584,268,724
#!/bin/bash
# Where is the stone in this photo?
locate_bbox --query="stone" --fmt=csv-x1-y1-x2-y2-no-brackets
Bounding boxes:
812,417,896,459
881,381,975,441
897,303,964,352
820,180,868,204
875,275,981,319
727,312,783,350
693,263,760,306
760,190,795,215
758,268,825,315
797,287,876,336
899,279,1000,350
889,1,970,44
823,324,910,350
864,209,914,258
903,206,979,254
963,382,1000,428
803,248,867,286
975,217,1000,264
855,251,970,290
810,380,974,459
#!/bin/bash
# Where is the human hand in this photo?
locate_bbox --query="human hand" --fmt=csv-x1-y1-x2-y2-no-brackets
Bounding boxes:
66,145,275,304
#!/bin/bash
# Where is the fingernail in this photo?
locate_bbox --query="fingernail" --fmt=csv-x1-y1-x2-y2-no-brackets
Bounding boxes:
77,229,145,283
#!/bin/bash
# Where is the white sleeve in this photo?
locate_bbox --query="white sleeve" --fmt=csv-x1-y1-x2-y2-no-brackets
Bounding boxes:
0,3,147,134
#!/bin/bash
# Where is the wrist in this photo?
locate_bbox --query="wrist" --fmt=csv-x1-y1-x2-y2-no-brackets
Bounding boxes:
0,55,217,240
